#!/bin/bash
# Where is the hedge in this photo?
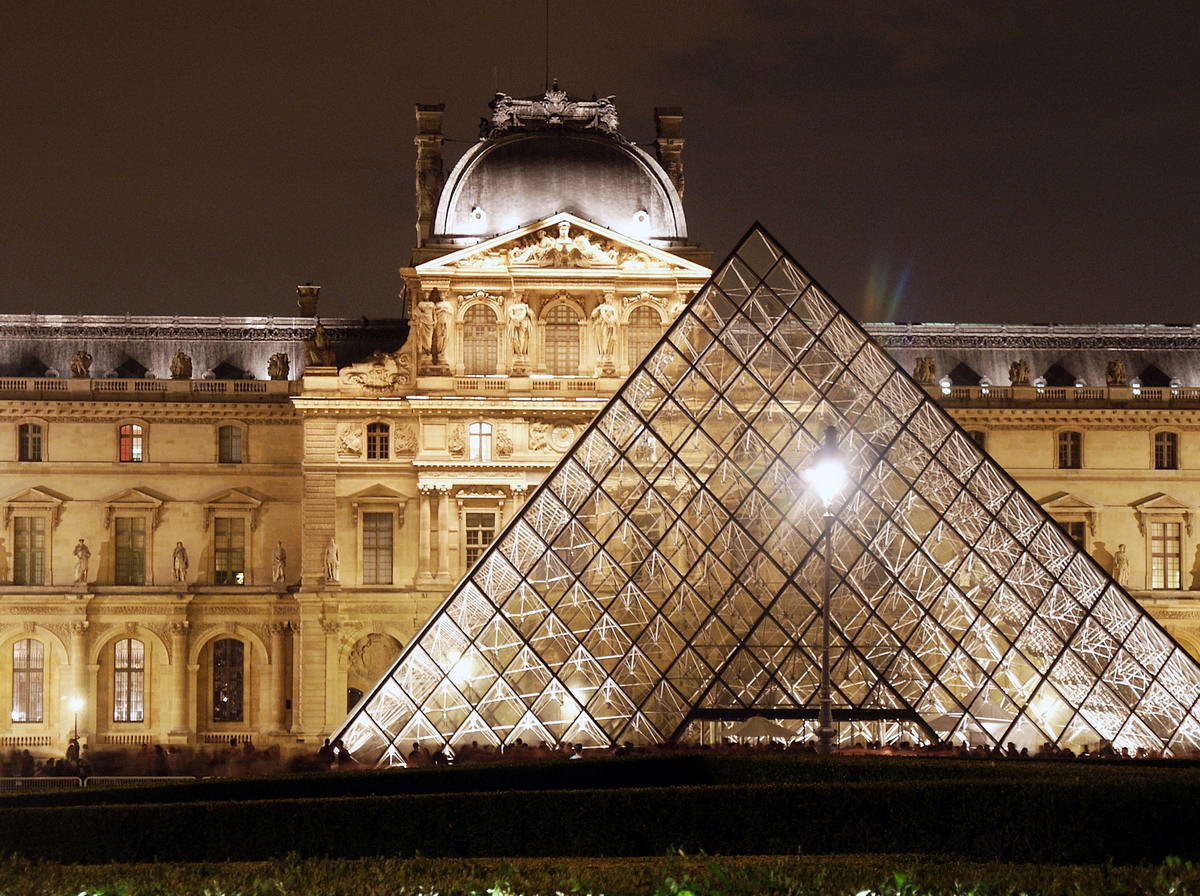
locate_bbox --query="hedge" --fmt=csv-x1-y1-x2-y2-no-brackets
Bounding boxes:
4,776,1200,864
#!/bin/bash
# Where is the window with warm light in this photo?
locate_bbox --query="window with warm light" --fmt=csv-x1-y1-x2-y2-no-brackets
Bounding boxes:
469,422,492,461
213,517,246,585
462,305,498,374
626,306,662,367
1057,431,1082,469
1155,431,1179,470
544,304,580,375
11,639,43,723
12,516,46,585
17,424,42,462
118,424,144,463
362,512,393,585
113,638,145,722
212,638,244,722
1151,521,1182,590
367,422,390,460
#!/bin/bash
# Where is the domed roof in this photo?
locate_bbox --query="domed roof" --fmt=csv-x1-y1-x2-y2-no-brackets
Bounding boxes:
432,88,687,246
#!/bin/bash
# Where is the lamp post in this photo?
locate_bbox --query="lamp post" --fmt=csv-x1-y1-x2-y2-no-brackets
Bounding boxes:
68,696,84,742
804,425,848,755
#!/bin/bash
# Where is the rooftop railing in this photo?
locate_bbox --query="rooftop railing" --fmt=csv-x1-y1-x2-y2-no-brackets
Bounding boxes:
0,377,294,400
929,383,1200,407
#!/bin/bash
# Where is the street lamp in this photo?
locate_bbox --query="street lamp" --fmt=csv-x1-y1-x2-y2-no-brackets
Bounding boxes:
68,696,85,742
804,425,848,755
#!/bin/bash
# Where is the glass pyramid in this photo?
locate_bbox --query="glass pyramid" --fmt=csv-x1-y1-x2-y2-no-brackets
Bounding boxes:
339,225,1200,764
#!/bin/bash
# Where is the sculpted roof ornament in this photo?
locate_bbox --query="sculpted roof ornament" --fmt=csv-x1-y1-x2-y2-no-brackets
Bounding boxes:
483,80,620,139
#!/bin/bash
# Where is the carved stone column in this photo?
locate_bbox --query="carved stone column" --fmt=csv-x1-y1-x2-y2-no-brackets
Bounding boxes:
268,622,289,734
169,621,189,737
414,104,445,248
654,107,685,199
437,486,452,580
69,620,89,738
417,488,432,583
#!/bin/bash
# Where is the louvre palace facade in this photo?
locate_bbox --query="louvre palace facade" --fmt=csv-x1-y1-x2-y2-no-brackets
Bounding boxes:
3,86,1200,755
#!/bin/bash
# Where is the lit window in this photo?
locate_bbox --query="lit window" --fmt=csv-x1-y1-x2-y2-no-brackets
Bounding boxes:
13,516,46,585
212,638,244,722
362,512,394,585
118,424,144,463
1151,521,1182,590
367,422,390,460
114,517,147,585
113,638,145,722
218,425,243,463
1155,432,1179,471
463,305,498,375
469,422,492,461
213,517,246,585
18,424,43,462
11,639,43,723
1057,431,1082,469
626,306,662,368
545,304,580,375
465,511,497,566
967,430,987,450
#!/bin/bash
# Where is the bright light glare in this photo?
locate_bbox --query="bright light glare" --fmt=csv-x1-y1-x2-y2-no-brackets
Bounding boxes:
68,697,85,713
805,456,848,507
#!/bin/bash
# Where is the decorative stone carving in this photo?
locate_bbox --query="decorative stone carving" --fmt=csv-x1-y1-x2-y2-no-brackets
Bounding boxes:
172,542,189,582
69,351,93,378
529,422,551,452
303,321,336,368
413,301,434,358
592,298,619,375
1106,359,1128,387
509,221,619,268
447,423,466,457
496,426,513,458
169,351,192,380
913,357,936,385
549,423,577,452
336,423,362,457
1114,544,1129,587
1008,359,1031,386
169,620,190,636
340,350,412,392
484,81,618,138
431,293,451,365
324,537,340,583
272,541,287,583
73,539,91,583
393,424,417,456
267,353,290,380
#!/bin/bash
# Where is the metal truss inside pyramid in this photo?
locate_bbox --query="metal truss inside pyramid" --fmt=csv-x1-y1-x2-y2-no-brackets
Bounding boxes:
339,225,1200,764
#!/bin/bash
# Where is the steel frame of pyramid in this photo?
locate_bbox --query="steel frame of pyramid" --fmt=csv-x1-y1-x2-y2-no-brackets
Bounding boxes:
338,224,1200,764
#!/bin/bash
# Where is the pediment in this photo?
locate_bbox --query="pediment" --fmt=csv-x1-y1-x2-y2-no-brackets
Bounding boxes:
1132,493,1190,512
4,486,65,508
203,488,262,510
417,212,710,276
1040,492,1096,512
104,488,163,508
348,484,407,502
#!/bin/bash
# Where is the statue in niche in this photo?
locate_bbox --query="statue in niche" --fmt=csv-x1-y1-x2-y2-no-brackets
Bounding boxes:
429,292,452,367
304,321,337,368
1113,544,1130,587
413,301,435,357
73,539,91,583
1008,358,1030,387
267,353,290,381
447,423,466,456
172,542,189,582
1105,359,1128,387
393,424,417,455
169,351,193,380
324,536,340,582
496,427,513,457
913,357,936,385
272,541,287,583
508,303,532,360
529,422,551,452
591,299,620,372
69,351,93,379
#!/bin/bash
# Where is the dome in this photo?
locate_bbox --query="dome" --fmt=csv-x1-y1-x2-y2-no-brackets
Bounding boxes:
433,130,687,246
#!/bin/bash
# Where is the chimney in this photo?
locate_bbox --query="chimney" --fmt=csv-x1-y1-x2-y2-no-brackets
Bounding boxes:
654,107,685,199
296,283,321,317
414,103,446,248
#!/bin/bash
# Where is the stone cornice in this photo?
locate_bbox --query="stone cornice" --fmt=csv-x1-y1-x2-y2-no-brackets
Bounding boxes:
866,321,1200,350
0,402,299,422
0,315,405,342
945,408,1200,428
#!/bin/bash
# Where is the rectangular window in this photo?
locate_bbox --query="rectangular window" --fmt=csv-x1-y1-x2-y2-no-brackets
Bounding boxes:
214,517,246,585
119,425,144,463
13,516,46,585
1151,521,1182,590
1057,431,1082,469
465,511,497,567
18,425,43,462
115,516,147,585
218,426,243,463
113,638,145,723
11,639,44,723
1155,432,1179,470
1062,521,1086,547
362,512,393,585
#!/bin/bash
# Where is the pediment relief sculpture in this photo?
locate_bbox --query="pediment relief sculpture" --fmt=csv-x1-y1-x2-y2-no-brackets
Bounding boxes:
340,349,412,392
451,221,685,273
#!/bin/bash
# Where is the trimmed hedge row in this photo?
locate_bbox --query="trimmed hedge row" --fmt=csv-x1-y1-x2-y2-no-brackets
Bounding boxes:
5,751,1194,809
4,776,1200,864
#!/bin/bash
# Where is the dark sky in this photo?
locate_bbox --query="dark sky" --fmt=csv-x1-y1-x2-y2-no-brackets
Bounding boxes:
3,1,1196,324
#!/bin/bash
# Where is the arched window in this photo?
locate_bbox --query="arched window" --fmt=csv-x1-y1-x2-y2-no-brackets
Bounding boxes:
469,422,492,461
367,422,390,460
118,424,144,463
462,305,498,375
1155,431,1180,470
1057,431,1082,469
212,638,244,723
544,304,580,375
113,638,145,722
218,425,243,463
626,306,662,368
17,424,43,462
11,639,44,723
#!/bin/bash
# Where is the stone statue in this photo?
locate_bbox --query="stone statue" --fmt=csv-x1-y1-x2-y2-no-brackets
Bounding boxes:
272,541,287,583
508,229,558,266
430,294,452,366
169,351,192,380
1008,359,1031,387
267,353,290,381
592,300,619,367
393,424,417,455
508,303,532,359
1106,359,1128,387
69,351,93,379
73,539,91,583
413,301,435,357
172,542,189,582
530,422,551,452
304,321,336,368
324,536,340,582
914,357,936,385
1113,544,1130,587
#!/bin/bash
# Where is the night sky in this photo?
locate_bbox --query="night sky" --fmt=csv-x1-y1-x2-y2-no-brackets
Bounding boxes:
3,1,1196,324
